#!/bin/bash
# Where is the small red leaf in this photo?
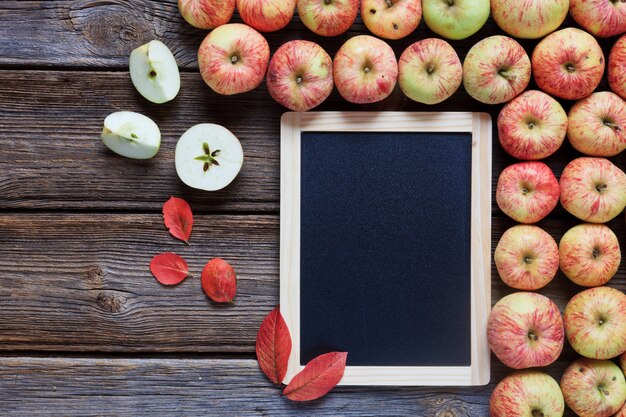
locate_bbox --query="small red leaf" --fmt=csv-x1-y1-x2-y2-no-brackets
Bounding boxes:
283,352,347,401
149,253,191,285
256,306,292,384
201,258,237,303
163,197,193,245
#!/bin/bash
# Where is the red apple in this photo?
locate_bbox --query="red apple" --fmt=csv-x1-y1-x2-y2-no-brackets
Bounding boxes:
487,292,564,369
494,225,559,290
559,223,622,287
236,0,296,32
398,38,462,105
532,28,605,101
569,0,626,38
564,286,626,359
198,23,270,95
559,157,626,224
178,0,235,29
497,90,568,160
490,371,565,417
616,402,626,417
361,0,422,40
333,35,398,104
266,40,333,112
496,162,560,224
567,92,626,157
609,35,626,100
297,0,358,36
561,358,626,417
462,35,531,105
491,0,569,39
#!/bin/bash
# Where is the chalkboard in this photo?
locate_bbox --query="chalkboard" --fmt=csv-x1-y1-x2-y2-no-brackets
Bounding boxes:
280,112,492,386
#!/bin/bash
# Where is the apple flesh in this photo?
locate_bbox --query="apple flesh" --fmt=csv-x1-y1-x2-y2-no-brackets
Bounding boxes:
609,35,626,100
462,36,531,105
569,0,626,38
175,124,244,191
236,0,296,32
491,0,569,39
101,111,160,160
266,40,333,112
198,23,270,95
559,223,621,287
298,0,358,36
178,0,235,29
398,38,462,105
564,286,626,359
487,292,564,369
490,371,565,417
559,157,626,224
361,0,422,40
561,358,626,417
496,162,560,224
497,90,567,160
567,91,626,157
422,0,490,40
129,40,180,104
532,28,605,101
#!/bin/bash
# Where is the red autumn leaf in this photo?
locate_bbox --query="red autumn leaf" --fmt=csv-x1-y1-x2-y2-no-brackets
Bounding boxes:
162,196,193,245
283,351,348,402
149,252,191,285
201,258,237,303
256,306,292,384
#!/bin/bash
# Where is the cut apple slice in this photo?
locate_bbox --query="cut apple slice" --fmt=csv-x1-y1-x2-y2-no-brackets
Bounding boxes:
129,40,181,104
175,124,244,191
101,111,161,159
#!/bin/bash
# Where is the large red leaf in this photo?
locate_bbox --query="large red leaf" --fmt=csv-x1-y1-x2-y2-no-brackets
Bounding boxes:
256,306,292,384
149,252,191,285
162,197,193,245
283,351,348,401
201,258,237,303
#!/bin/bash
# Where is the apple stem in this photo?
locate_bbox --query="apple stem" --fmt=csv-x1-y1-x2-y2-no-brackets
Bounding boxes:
566,63,576,73
592,248,600,258
324,0,331,4
527,332,538,341
531,410,544,417
231,55,238,64
385,0,393,7
596,183,607,193
446,0,454,5
296,76,303,84
498,69,516,81
603,120,621,131
427,63,435,74
524,256,533,264
527,122,535,130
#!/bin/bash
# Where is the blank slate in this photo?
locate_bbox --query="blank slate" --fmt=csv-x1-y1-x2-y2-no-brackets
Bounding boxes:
280,112,492,386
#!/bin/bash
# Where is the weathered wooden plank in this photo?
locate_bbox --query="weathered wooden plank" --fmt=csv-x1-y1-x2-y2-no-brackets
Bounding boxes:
0,213,623,352
0,356,583,416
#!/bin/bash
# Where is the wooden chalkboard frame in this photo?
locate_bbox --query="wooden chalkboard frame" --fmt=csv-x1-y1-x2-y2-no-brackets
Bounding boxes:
280,112,492,386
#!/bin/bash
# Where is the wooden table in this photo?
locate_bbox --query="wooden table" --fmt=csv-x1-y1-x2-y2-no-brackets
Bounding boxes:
0,2,624,415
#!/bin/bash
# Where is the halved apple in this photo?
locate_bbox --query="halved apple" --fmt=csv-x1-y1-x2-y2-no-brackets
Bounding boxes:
175,124,244,191
101,111,161,159
129,40,181,104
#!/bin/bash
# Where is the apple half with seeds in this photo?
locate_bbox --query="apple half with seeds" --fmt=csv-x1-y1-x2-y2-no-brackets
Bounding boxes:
101,111,161,159
129,40,181,104
175,124,243,191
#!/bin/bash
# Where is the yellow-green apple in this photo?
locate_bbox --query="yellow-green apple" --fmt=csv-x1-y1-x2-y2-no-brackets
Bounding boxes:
532,28,605,101
490,371,565,417
361,0,422,40
494,225,559,290
564,286,626,359
487,292,564,369
567,92,626,157
101,111,160,159
297,0,358,36
497,90,567,160
129,40,180,104
609,35,626,100
496,162,560,224
333,35,398,104
491,0,569,39
236,0,296,32
422,0,489,40
569,0,626,38
559,223,621,287
462,36,531,105
178,0,235,29
266,40,333,112
559,157,626,223
175,124,243,191
198,23,270,95
398,38,462,105
560,358,626,417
